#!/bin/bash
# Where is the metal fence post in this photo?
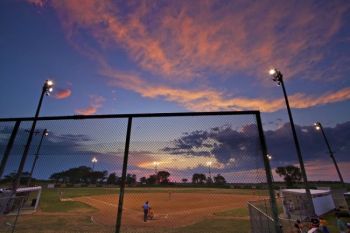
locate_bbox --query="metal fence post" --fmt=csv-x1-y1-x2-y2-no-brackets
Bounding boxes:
0,120,21,179
256,112,282,233
115,117,133,233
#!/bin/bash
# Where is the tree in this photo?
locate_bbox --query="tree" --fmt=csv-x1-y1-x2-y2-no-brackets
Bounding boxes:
275,165,302,187
181,178,188,183
157,171,170,184
213,174,226,184
140,176,147,184
146,174,157,184
192,173,206,184
126,173,137,185
207,177,213,184
49,166,106,184
107,173,117,184
2,171,33,185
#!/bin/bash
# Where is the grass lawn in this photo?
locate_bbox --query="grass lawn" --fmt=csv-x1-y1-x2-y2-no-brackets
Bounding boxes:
40,187,119,212
213,207,248,217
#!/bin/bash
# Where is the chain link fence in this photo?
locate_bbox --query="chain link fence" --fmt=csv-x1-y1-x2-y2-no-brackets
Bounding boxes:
0,112,278,233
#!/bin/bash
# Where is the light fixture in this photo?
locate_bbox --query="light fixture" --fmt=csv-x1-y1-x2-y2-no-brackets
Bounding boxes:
314,122,321,131
44,79,54,95
269,68,282,86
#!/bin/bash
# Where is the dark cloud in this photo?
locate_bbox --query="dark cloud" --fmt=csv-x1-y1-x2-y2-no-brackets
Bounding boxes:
1,121,350,181
266,122,350,168
162,121,350,174
163,124,263,171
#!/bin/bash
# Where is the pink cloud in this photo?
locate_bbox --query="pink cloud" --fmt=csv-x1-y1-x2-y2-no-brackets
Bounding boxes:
271,160,350,183
75,95,105,115
42,0,350,112
54,88,72,99
49,0,350,80
75,106,97,115
103,65,350,112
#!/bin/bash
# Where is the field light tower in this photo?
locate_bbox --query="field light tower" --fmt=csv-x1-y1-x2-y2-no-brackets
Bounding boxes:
206,161,212,180
153,161,159,175
13,80,54,190
314,122,344,185
269,68,315,215
92,157,98,171
27,129,48,186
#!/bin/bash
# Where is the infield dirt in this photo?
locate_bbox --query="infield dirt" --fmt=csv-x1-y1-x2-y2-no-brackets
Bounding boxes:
74,192,264,229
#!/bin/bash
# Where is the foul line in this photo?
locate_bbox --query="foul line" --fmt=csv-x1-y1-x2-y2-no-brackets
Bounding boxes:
84,197,118,208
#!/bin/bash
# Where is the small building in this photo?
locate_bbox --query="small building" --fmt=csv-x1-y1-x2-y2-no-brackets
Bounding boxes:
281,189,335,219
0,186,42,215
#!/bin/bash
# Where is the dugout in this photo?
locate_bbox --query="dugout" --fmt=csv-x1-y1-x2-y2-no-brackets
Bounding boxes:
0,186,42,215
281,189,335,219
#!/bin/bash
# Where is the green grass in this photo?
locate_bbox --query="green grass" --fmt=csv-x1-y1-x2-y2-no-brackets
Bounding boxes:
322,212,350,233
121,219,250,233
213,207,248,217
10,215,112,233
39,187,118,212
175,218,250,233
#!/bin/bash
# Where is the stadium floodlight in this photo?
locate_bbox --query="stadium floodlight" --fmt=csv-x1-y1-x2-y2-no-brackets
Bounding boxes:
153,161,160,175
269,68,282,86
314,122,344,185
267,154,272,160
44,80,54,95
13,80,54,191
206,161,212,180
27,129,48,186
269,68,315,215
92,157,98,171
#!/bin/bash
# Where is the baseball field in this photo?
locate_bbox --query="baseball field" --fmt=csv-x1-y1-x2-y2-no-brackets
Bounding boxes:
0,187,268,233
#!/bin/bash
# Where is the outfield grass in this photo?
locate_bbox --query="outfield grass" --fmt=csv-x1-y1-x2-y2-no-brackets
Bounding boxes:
213,207,248,217
40,187,119,212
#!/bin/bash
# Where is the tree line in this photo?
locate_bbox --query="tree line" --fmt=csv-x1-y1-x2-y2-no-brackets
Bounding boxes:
46,166,227,185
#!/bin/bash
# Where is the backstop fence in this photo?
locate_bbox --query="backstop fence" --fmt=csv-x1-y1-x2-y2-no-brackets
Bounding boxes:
0,111,280,233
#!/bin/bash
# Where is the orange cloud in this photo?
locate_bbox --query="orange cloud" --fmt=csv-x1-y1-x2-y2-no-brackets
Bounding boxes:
75,106,97,115
75,95,105,115
54,88,71,99
304,160,350,182
49,0,350,81
36,0,350,112
102,65,350,112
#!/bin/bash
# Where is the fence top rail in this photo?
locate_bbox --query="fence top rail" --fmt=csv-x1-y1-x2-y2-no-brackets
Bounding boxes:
247,201,275,222
0,110,260,122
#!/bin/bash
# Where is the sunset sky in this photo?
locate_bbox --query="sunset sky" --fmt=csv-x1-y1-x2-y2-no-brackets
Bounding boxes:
0,0,350,183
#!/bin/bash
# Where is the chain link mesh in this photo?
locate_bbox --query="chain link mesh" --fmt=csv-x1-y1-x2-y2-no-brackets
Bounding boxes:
0,113,273,233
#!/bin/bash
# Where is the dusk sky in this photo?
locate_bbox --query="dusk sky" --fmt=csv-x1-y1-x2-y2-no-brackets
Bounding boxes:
1,0,350,183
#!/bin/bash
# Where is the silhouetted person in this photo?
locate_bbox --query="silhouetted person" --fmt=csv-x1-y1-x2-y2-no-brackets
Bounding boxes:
142,201,150,222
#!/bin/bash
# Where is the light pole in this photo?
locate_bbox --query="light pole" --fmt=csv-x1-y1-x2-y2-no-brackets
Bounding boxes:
27,129,48,186
153,162,159,175
269,68,315,215
206,161,212,181
153,162,159,184
13,80,53,190
314,122,344,185
91,157,98,171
